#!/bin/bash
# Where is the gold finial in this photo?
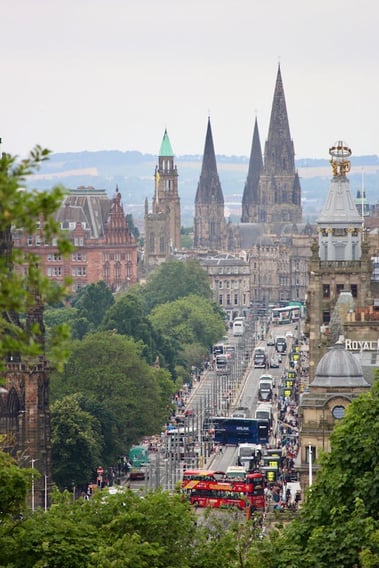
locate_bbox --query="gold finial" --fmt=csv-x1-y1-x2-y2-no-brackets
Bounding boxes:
329,141,351,177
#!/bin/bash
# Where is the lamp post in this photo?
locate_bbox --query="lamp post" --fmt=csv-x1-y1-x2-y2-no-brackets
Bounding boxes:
31,458,38,512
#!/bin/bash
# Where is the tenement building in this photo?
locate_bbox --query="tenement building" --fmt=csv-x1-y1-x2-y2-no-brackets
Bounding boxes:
14,186,138,293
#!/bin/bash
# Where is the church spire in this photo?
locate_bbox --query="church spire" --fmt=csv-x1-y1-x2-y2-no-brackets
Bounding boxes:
193,117,225,250
241,117,263,222
195,117,224,205
264,64,294,176
251,65,302,223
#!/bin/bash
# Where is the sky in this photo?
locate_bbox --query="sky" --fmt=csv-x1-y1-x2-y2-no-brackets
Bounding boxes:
1,0,378,160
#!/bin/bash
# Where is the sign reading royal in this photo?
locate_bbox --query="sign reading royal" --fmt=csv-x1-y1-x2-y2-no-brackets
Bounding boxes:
345,339,379,351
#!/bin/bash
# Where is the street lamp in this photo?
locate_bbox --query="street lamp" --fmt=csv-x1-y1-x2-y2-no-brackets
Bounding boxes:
31,458,38,512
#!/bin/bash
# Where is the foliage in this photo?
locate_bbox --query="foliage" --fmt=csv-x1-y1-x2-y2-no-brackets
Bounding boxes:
0,448,30,519
126,213,140,240
50,332,173,467
72,280,114,328
142,258,212,311
51,394,103,488
253,378,379,566
149,294,225,361
0,489,197,568
101,288,161,364
0,147,71,368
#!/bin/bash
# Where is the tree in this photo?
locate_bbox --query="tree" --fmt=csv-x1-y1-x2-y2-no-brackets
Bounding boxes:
252,377,379,567
143,258,212,311
101,288,158,363
149,294,225,363
51,394,103,489
50,332,172,462
72,281,114,328
0,147,71,368
0,449,30,520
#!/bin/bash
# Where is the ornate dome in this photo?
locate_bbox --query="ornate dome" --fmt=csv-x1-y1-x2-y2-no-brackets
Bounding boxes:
312,342,369,388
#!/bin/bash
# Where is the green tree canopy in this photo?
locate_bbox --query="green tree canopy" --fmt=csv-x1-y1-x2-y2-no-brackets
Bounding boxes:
0,449,30,520
51,394,104,488
149,294,225,360
142,258,212,311
0,147,71,368
253,377,379,567
50,332,173,463
101,288,159,363
72,281,114,329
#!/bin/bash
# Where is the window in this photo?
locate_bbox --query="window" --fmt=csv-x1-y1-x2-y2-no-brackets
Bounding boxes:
226,294,231,306
219,281,223,289
350,284,358,298
219,295,223,305
306,446,316,464
323,284,330,298
322,310,330,323
332,406,345,420
234,293,238,305
160,236,165,254
336,284,344,295
28,235,33,246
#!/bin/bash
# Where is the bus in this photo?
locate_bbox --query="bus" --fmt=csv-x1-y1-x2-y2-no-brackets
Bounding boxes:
258,375,274,402
237,443,262,470
182,469,225,487
275,335,287,354
271,306,300,325
210,417,270,446
128,446,149,480
215,354,230,375
253,347,266,368
255,403,273,427
232,319,244,336
182,470,265,511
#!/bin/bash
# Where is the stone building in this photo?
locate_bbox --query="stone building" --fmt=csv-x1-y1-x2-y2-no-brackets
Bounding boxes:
298,340,370,489
0,223,51,509
304,142,378,376
199,254,250,321
14,186,138,293
144,129,181,270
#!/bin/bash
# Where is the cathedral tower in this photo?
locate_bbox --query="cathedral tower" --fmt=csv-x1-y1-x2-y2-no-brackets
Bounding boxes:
193,117,226,250
251,65,302,223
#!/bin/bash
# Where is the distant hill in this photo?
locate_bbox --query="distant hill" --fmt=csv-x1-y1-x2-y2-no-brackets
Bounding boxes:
29,151,379,228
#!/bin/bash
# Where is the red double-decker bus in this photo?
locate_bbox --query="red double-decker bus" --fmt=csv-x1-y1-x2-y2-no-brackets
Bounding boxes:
181,469,265,511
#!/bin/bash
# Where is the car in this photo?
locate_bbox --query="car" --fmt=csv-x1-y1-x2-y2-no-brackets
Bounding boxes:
267,338,275,346
286,332,294,338
270,357,280,368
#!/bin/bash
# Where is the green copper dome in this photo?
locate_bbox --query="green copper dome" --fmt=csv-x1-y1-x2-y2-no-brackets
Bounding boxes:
159,129,174,157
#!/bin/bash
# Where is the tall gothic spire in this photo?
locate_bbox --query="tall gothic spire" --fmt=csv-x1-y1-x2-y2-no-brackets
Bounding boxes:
263,64,295,176
195,117,224,205
249,65,302,223
241,117,263,222
194,117,225,250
